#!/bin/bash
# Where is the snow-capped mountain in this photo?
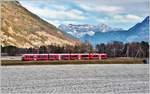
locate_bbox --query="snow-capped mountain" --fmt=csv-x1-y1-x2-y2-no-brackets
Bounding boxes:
59,16,149,46
59,24,122,38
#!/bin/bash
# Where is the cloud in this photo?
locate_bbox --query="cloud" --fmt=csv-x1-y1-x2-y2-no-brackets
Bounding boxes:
19,0,148,29
20,2,86,21
75,0,148,16
65,9,85,20
78,4,124,14
59,20,81,25
44,19,83,27
43,19,60,26
125,15,142,21
98,6,124,13
113,14,142,22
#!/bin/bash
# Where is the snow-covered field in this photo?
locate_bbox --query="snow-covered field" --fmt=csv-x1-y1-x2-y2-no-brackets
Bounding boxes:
1,64,149,93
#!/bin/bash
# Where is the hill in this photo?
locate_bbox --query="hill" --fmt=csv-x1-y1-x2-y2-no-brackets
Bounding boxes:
1,1,79,48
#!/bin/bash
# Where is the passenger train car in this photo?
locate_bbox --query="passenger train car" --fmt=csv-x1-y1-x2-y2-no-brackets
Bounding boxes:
22,53,108,61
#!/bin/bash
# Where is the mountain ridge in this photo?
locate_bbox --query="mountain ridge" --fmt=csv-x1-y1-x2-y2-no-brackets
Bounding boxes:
59,16,149,45
59,23,123,38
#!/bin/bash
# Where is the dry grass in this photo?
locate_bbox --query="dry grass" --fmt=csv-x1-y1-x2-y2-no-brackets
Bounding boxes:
1,58,144,66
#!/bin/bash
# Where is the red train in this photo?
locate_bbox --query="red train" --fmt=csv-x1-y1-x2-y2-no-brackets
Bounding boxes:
22,53,108,61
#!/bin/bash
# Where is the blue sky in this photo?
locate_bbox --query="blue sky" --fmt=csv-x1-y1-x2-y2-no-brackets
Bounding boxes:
19,0,149,29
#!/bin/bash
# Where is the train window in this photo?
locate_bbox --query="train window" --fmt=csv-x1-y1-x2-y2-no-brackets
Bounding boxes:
61,55,69,58
93,55,98,57
101,55,106,57
49,55,58,58
71,55,78,57
82,55,88,57
29,56,34,58
25,55,34,58
37,55,47,58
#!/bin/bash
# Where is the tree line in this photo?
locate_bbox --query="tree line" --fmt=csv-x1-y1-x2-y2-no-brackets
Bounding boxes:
1,41,149,58
96,41,149,58
1,42,93,56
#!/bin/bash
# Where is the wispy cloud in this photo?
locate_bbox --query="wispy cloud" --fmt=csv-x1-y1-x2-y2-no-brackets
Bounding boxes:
78,4,124,14
113,15,142,22
20,0,149,29
21,2,85,21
